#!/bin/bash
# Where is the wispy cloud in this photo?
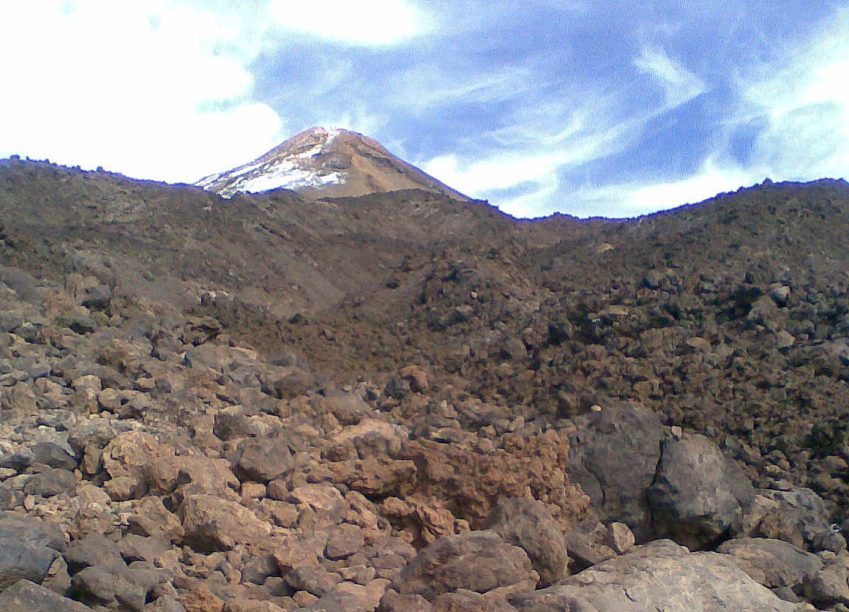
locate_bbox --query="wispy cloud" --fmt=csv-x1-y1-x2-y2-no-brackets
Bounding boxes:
634,46,707,107
567,159,755,219
388,64,535,113
266,0,432,47
738,7,849,181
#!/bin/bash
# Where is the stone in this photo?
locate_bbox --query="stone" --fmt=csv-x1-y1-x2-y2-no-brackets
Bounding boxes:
486,497,569,587
81,284,112,310
393,530,538,602
236,433,295,483
70,565,148,610
648,433,755,549
0,486,23,509
285,564,341,597
432,589,515,611
511,540,796,611
0,512,66,550
127,496,185,543
290,484,349,528
717,537,822,590
775,330,795,350
31,442,78,471
769,285,791,306
0,538,59,589
63,533,125,574
324,523,365,560
1,383,37,414
754,487,846,552
0,579,90,611
180,494,271,552
307,578,391,611
567,402,663,540
24,469,78,498
802,563,849,607
119,534,172,564
605,522,636,555
563,521,617,572
378,589,432,611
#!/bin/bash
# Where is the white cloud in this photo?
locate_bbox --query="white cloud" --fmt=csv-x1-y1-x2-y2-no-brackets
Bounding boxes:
389,64,534,113
0,1,284,183
419,88,654,217
634,46,706,107
267,0,431,46
569,159,755,219
739,8,849,181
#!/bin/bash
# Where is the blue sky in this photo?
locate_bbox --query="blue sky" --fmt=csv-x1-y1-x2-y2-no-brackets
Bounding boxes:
1,1,848,217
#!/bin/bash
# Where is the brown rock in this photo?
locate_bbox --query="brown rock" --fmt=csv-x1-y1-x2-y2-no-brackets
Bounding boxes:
179,495,270,552
486,497,569,587
393,530,538,602
127,496,184,543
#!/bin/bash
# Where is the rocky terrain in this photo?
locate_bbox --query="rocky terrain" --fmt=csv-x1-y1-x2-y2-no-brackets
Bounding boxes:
2,156,849,610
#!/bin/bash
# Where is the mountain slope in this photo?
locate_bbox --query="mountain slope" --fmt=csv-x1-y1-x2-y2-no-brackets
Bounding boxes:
3,159,849,609
196,126,471,201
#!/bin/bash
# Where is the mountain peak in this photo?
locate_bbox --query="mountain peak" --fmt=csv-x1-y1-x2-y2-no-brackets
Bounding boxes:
197,127,469,201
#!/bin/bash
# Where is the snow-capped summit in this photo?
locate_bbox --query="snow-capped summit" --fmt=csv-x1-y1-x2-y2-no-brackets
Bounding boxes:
196,127,469,201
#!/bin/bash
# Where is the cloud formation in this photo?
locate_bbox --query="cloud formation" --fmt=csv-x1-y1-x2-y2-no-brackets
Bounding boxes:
267,0,431,46
0,1,284,182
1,1,847,217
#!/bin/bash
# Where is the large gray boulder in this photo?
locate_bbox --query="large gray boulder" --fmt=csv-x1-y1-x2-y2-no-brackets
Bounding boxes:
717,537,822,591
753,488,846,553
391,530,538,602
567,403,663,540
487,497,569,587
511,539,797,611
0,579,90,611
648,433,755,549
0,539,59,589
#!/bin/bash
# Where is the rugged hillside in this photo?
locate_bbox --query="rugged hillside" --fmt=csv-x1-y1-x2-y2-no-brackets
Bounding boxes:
197,127,470,201
2,158,849,610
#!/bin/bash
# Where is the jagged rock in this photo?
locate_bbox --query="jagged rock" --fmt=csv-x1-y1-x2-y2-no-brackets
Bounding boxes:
0,512,67,550
559,517,625,573
290,484,349,529
378,589,432,611
179,494,271,552
0,539,59,589
605,522,636,555
802,562,849,607
567,402,663,540
63,533,124,574
69,565,148,610
648,433,755,549
390,530,538,602
24,468,78,498
0,485,24,509
432,589,516,611
285,564,342,597
717,537,822,591
0,579,90,611
1,383,37,414
324,523,365,560
306,578,391,611
235,433,295,483
752,488,846,552
398,429,589,538
31,442,78,470
127,496,185,543
511,539,796,611
486,497,569,587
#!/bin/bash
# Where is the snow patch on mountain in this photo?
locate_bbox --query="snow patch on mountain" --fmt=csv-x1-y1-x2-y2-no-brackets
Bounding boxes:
196,126,348,198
